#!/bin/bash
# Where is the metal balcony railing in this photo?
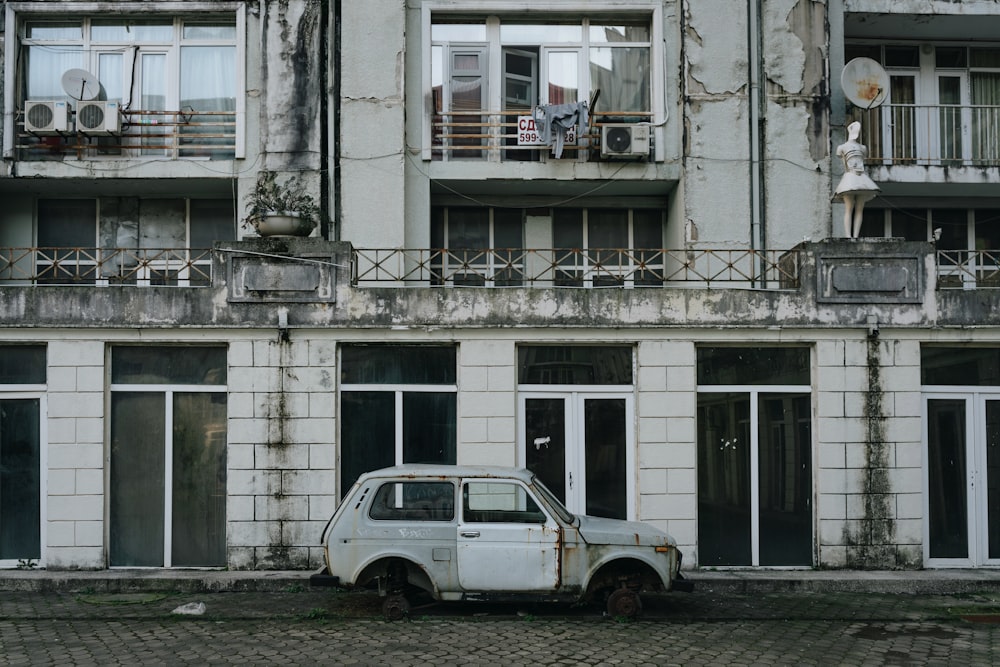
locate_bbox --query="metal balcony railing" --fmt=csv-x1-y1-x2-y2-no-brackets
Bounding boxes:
15,109,236,160
851,104,1000,167
352,248,801,289
432,109,651,161
0,247,213,286
937,250,1000,289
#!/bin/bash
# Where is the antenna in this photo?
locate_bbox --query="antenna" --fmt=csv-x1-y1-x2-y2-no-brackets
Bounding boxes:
61,69,101,101
841,57,889,109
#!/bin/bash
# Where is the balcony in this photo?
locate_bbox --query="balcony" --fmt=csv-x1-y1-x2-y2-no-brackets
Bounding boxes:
0,247,212,286
2,245,998,291
432,110,652,161
852,104,1000,167
15,109,236,161
352,248,799,289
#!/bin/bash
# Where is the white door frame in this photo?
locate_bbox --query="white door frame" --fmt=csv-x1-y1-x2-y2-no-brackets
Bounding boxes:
0,391,47,569
517,388,635,520
923,389,1000,568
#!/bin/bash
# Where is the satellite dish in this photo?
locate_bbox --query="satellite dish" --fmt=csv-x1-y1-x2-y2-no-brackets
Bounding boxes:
61,69,101,101
841,58,889,109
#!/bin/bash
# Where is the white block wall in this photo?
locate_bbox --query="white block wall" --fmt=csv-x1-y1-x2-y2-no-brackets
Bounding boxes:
45,340,106,569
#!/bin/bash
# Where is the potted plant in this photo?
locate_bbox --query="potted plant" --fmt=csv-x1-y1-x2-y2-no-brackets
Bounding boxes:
243,171,321,237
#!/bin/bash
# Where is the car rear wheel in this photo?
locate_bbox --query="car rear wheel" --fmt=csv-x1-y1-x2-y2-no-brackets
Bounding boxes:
606,587,642,619
382,593,410,621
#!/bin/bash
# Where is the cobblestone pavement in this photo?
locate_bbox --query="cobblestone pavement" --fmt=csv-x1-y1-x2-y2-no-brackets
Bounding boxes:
1,588,998,665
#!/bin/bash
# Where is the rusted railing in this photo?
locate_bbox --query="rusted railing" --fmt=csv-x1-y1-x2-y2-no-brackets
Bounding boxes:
352,248,800,289
0,248,213,286
432,109,651,161
851,104,1000,167
16,109,236,160
937,250,1000,289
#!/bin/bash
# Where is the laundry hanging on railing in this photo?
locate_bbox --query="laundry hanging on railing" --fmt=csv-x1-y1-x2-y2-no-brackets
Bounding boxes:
532,101,588,158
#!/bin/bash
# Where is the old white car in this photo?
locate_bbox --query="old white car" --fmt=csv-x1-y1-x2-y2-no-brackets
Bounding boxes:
317,465,692,619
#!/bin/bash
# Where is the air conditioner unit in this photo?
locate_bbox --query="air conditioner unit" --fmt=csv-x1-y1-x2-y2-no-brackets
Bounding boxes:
76,101,120,134
24,100,72,134
601,124,650,158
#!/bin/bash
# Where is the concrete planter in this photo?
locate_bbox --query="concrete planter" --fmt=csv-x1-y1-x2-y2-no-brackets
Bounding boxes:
253,212,316,237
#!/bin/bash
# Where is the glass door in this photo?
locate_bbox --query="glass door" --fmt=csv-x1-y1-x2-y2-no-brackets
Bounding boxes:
936,73,969,165
520,392,633,520
925,394,1000,566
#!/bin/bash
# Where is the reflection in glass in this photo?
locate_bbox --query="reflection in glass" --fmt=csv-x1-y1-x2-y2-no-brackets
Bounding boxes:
698,347,809,386
584,399,627,519
172,392,227,566
758,394,811,565
698,393,752,565
110,392,166,566
988,401,1000,560
525,398,567,504
921,347,1000,386
340,392,395,496
518,346,633,385
589,47,649,113
927,399,968,559
112,346,227,385
547,51,578,105
0,400,41,560
0,346,46,385
402,393,457,466
341,346,456,385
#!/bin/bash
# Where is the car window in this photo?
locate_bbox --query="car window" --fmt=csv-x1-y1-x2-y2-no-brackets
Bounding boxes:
369,481,455,521
462,481,547,524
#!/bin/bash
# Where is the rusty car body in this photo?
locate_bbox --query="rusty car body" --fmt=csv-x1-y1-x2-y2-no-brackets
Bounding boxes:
317,464,692,619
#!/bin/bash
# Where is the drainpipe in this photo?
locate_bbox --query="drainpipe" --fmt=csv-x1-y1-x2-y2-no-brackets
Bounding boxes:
326,0,341,241
748,0,766,285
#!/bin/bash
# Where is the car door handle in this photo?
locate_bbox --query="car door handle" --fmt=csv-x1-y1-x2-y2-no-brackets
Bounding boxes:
460,531,480,538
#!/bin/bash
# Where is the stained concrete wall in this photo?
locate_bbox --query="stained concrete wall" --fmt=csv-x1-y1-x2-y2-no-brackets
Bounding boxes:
683,0,830,250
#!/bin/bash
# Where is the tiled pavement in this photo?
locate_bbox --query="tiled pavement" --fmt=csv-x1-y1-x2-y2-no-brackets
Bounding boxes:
0,571,998,665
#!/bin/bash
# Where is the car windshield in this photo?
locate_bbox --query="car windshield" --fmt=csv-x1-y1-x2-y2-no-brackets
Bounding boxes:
530,476,576,524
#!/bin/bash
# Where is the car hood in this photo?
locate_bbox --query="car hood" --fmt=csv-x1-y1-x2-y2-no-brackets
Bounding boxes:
575,514,676,547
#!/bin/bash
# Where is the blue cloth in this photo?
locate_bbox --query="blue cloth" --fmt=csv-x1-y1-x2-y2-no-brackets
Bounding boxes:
532,102,588,158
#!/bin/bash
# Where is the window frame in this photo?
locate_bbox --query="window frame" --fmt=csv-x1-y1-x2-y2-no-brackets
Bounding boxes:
3,2,246,160
420,2,665,162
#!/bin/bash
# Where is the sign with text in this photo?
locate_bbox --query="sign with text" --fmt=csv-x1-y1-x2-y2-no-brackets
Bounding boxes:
517,116,577,146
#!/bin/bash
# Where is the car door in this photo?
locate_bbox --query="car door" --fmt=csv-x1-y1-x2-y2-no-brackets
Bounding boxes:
457,480,560,591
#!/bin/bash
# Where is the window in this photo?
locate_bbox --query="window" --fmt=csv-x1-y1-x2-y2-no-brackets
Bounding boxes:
370,482,455,522
339,346,458,496
553,208,665,286
0,346,46,566
428,13,657,161
845,43,1000,166
109,346,227,567
36,200,98,284
431,207,525,285
13,11,243,159
430,205,666,288
697,347,812,567
463,481,547,524
32,198,233,286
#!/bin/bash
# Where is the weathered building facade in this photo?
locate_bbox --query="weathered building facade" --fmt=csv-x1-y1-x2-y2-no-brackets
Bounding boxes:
2,0,1000,571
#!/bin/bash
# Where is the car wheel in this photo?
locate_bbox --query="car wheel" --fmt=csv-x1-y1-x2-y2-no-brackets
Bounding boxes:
382,593,410,621
606,588,642,619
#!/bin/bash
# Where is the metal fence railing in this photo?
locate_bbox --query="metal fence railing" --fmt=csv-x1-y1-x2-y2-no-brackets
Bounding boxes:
937,249,1000,289
0,247,213,286
352,248,801,289
851,103,1000,167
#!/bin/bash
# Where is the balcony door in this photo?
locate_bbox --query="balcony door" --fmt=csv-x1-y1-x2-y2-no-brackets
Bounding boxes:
924,394,1000,567
935,73,970,165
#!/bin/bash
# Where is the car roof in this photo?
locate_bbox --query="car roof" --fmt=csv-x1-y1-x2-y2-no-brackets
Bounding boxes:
355,464,536,485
